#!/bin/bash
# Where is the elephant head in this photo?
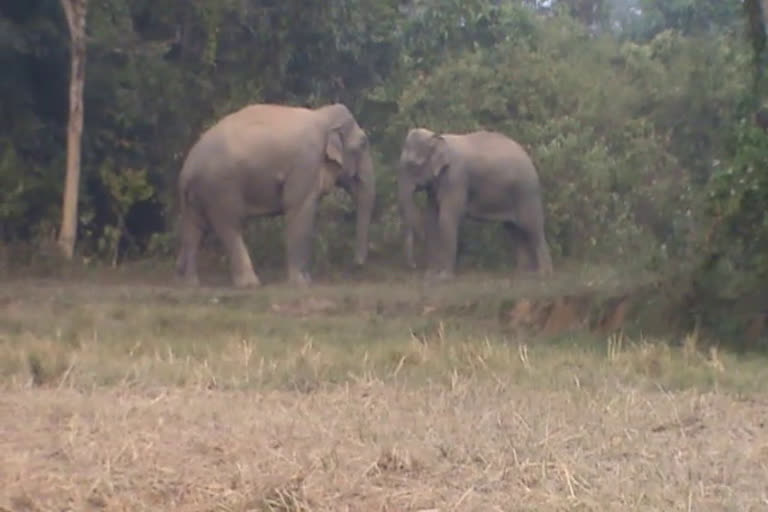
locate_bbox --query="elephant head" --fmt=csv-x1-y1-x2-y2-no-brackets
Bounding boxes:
397,128,451,267
318,104,376,266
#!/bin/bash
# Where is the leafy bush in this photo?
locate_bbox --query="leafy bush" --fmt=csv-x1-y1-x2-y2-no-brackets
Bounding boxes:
1,1,767,348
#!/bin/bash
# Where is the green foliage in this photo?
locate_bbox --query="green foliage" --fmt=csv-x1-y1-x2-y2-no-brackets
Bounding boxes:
0,140,61,241
636,0,743,37
1,0,768,346
705,121,768,288
98,164,154,265
379,16,743,269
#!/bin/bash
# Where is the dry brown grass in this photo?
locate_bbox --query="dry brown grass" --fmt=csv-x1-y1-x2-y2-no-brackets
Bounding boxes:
1,277,768,511
2,381,767,511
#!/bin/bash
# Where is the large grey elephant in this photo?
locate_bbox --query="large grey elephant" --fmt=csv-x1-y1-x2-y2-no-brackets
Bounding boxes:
176,103,375,287
398,128,553,281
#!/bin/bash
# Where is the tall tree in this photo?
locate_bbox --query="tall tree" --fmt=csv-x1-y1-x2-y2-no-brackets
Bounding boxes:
745,0,768,70
57,0,88,259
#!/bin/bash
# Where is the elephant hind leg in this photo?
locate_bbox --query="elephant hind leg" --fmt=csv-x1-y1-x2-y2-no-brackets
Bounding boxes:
208,210,261,288
504,222,534,274
529,230,554,276
177,204,205,286
504,221,553,276
511,195,554,277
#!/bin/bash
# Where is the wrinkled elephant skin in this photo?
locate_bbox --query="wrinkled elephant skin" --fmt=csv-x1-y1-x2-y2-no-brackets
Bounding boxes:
398,128,553,280
176,103,376,287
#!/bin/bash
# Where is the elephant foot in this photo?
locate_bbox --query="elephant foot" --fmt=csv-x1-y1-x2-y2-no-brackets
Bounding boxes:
178,273,200,287
233,272,261,289
288,270,312,288
524,261,553,278
539,263,554,277
514,266,533,277
424,269,454,284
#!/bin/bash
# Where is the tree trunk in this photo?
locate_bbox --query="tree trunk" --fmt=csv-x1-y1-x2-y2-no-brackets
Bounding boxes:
57,0,88,259
763,0,768,31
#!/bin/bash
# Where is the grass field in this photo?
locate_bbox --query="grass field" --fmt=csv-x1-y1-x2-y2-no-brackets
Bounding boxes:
1,269,768,511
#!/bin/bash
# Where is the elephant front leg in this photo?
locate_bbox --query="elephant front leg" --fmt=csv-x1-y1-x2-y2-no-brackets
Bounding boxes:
422,200,441,276
284,197,319,287
432,207,462,281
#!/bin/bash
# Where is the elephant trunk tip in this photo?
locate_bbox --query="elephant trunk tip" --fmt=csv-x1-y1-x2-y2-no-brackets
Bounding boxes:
351,157,375,268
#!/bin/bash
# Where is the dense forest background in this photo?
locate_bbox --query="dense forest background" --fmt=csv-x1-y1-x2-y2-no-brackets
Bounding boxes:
1,0,768,345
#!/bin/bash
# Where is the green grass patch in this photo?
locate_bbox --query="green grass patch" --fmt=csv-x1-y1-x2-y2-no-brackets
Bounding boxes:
1,275,766,394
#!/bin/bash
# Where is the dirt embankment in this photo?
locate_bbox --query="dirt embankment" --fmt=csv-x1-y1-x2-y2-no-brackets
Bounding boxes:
264,281,680,340
501,292,635,337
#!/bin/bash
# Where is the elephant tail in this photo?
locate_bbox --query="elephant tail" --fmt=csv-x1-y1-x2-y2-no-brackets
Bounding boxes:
175,178,191,278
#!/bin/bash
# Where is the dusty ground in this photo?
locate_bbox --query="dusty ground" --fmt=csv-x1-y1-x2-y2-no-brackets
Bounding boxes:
1,278,768,511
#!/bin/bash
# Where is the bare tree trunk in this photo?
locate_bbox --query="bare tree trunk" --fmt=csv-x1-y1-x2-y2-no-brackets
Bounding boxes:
763,0,768,31
57,0,88,259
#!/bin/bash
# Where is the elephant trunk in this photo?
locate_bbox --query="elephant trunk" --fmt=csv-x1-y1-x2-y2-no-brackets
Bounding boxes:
398,175,422,268
352,151,375,266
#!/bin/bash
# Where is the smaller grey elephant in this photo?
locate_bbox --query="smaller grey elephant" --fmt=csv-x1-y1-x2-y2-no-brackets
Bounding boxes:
398,128,553,281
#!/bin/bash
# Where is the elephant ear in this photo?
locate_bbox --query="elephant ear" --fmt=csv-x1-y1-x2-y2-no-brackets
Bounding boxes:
325,129,344,167
428,135,450,178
